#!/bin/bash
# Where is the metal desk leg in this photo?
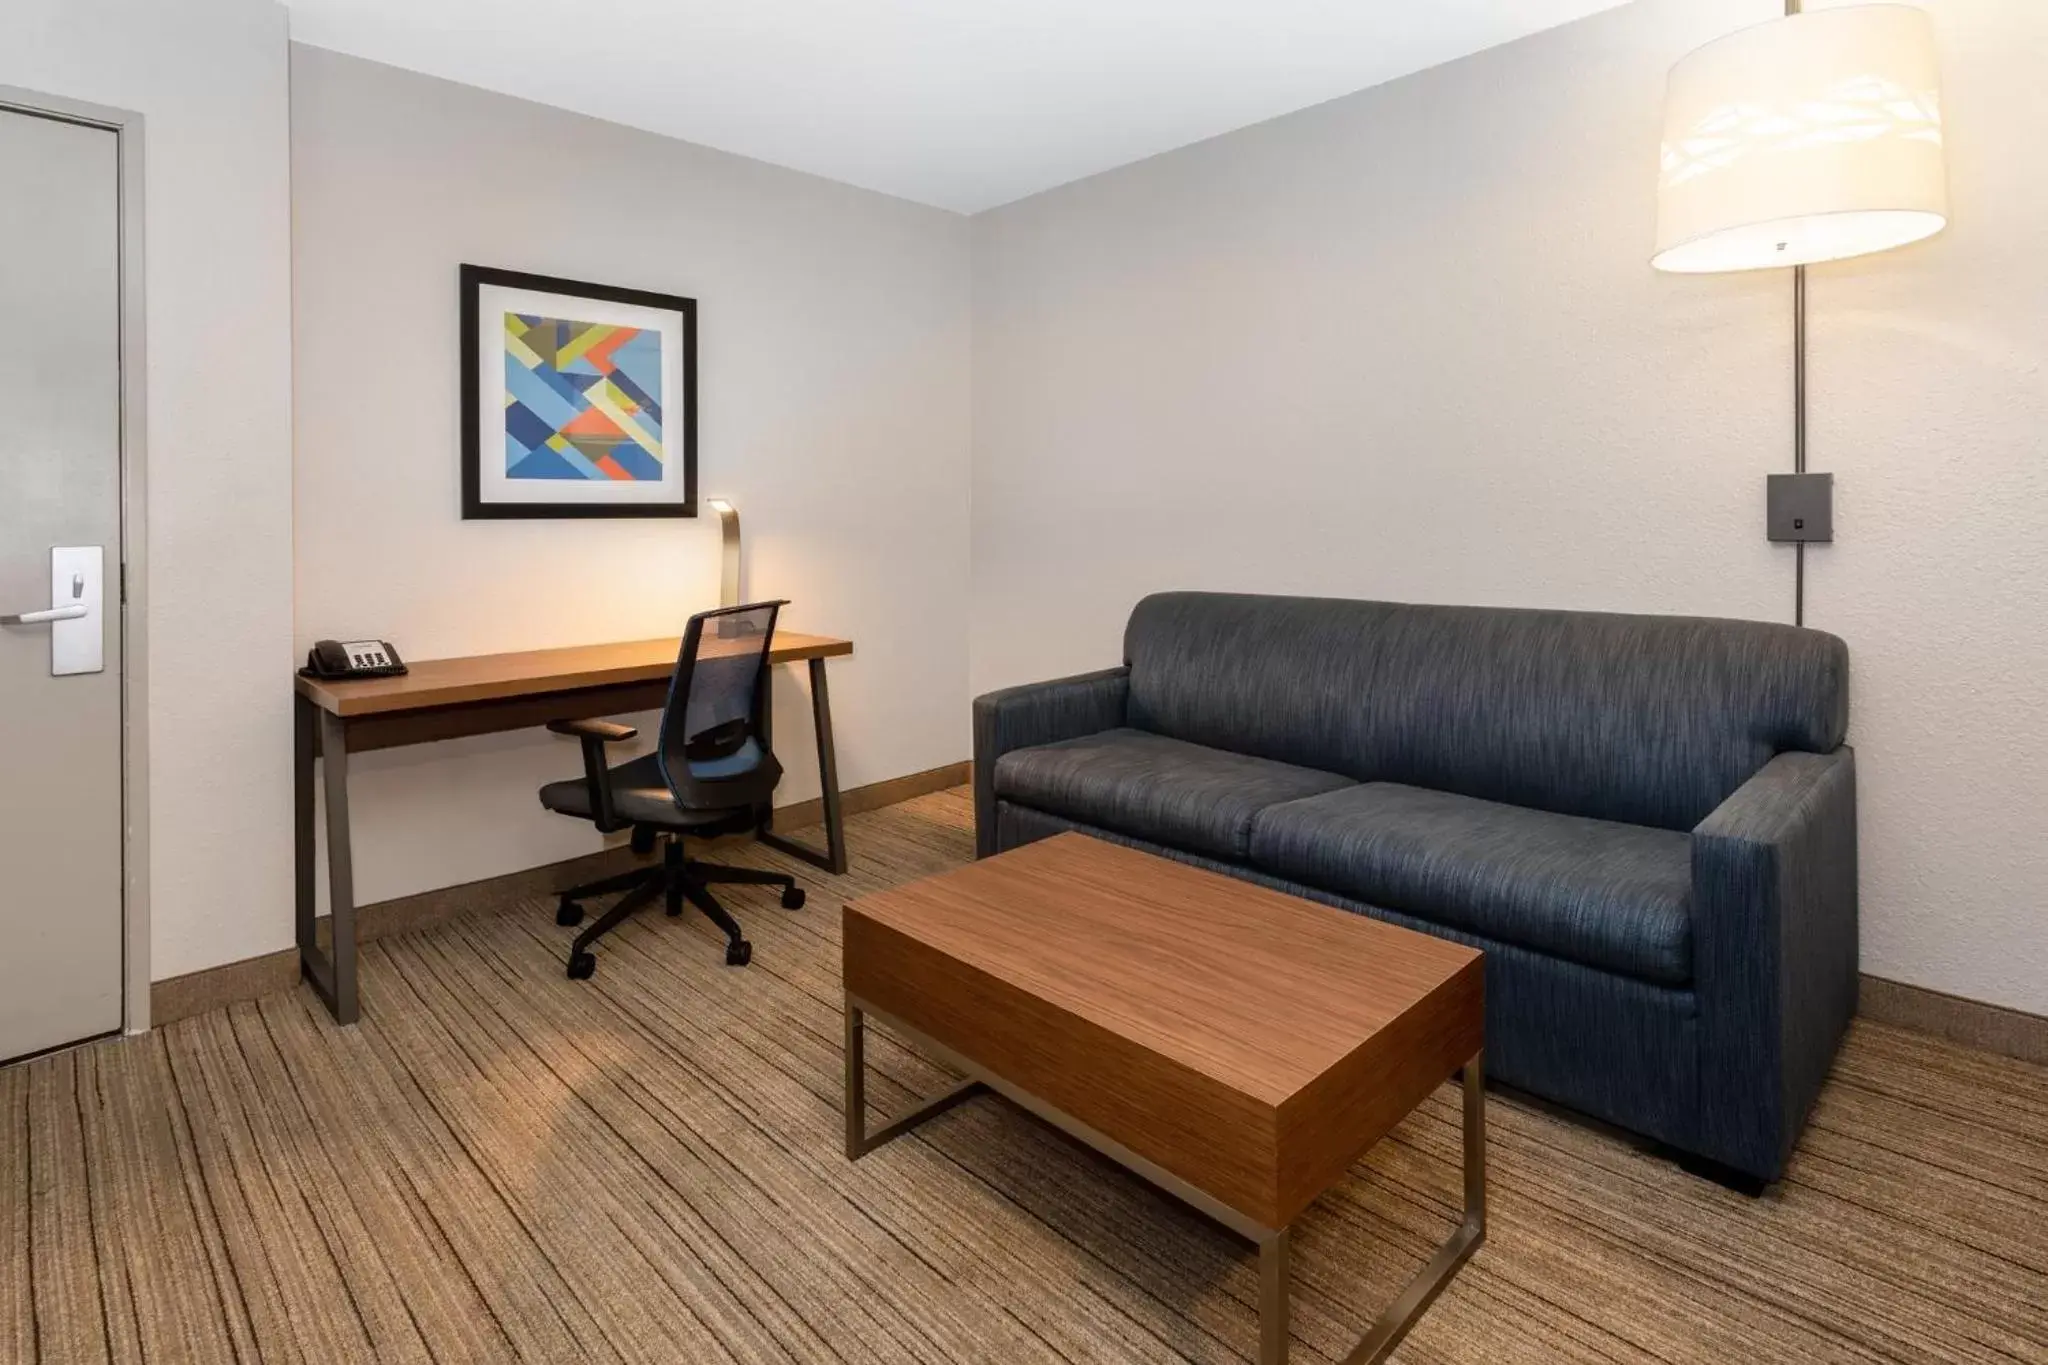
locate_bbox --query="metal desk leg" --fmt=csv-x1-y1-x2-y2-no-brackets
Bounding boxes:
296,698,360,1025
760,655,849,875
294,694,318,988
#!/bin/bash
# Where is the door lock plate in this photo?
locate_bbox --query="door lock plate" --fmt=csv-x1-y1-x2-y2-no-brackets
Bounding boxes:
50,545,103,676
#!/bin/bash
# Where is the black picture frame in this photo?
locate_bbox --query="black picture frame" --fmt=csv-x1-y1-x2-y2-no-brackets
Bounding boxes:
460,263,698,519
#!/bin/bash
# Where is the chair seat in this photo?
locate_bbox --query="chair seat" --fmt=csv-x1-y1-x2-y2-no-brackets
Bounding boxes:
1249,783,1693,986
539,753,749,829
991,728,1354,861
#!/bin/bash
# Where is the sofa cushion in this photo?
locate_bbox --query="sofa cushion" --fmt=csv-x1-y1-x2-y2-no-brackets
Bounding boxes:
992,729,1354,862
1249,783,1693,986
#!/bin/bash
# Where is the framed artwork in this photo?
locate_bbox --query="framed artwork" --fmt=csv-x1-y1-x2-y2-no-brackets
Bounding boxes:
460,264,697,518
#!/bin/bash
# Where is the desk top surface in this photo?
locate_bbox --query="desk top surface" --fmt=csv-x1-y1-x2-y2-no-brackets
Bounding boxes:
297,631,852,718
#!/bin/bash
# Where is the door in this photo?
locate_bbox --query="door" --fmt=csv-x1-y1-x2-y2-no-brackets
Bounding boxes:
0,106,124,1063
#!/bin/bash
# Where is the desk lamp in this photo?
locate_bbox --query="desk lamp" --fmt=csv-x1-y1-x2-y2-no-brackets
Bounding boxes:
707,497,741,607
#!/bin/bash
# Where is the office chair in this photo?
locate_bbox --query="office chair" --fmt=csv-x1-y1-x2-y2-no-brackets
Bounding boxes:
538,600,805,979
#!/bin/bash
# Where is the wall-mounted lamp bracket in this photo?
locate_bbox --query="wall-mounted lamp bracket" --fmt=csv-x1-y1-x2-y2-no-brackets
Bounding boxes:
1767,472,1833,544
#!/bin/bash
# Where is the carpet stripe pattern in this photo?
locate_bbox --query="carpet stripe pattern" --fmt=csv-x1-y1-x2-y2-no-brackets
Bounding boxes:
4,788,2046,1363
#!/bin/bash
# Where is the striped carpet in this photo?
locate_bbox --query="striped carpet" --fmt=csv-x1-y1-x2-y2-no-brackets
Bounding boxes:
5,787,2046,1364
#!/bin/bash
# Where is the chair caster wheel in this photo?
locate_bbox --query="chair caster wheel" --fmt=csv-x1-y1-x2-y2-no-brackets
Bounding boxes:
556,899,584,927
630,826,656,855
726,939,753,967
780,886,806,911
566,951,597,980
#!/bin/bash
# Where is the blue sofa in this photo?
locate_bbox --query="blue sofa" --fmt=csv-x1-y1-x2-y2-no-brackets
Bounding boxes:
973,592,1857,1184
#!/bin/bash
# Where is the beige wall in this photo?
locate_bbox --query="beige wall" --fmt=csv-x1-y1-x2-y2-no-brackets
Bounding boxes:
1,0,296,982
9,0,2037,1012
971,0,2048,1013
290,47,973,907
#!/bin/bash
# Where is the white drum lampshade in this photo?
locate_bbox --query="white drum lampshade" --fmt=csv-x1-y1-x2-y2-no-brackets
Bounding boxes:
1653,4,1947,274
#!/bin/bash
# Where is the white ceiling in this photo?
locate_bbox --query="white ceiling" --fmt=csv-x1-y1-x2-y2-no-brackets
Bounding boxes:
284,0,1632,214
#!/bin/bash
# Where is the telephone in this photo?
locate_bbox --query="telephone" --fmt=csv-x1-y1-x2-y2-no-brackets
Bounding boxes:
302,638,408,680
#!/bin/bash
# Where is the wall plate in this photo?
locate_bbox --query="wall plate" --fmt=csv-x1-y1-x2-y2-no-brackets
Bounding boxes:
50,545,104,676
1767,472,1833,544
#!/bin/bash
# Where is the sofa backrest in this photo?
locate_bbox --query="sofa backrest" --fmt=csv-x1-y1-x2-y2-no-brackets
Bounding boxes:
1122,592,1849,831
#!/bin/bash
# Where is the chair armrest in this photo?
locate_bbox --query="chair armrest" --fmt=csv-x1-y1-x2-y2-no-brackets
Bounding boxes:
1690,747,1857,1179
971,666,1129,857
547,718,638,743
548,717,639,832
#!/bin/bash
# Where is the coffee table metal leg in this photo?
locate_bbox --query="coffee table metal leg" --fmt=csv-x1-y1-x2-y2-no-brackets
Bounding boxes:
1329,1050,1487,1365
841,1003,1483,1365
1259,1226,1292,1364
843,1002,865,1159
843,1001,987,1159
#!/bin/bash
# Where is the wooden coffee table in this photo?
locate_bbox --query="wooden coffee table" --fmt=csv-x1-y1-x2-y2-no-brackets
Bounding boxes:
842,832,1486,1365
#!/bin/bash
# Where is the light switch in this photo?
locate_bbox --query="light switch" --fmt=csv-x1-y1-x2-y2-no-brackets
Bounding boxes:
1766,473,1834,544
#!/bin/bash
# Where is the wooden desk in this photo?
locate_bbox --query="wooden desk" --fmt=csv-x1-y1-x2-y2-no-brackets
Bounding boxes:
294,631,853,1024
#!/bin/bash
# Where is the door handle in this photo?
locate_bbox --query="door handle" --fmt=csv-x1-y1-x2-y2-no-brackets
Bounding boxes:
2,604,90,625
10,547,104,674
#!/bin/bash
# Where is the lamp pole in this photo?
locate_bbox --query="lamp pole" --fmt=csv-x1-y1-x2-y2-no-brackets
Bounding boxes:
1788,0,1807,626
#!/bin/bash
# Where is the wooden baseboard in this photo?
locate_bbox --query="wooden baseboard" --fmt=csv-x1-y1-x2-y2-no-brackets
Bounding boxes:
150,949,302,1029
147,761,971,1027
1859,973,2048,1067
773,760,970,829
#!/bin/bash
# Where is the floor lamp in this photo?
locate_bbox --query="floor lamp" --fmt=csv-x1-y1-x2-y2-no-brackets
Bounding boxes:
1653,2,1948,626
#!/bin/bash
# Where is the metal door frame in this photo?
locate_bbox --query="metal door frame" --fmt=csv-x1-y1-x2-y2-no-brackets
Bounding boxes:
0,86,152,1034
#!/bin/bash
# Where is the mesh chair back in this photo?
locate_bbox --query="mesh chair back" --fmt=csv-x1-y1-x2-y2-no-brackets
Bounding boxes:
657,600,787,810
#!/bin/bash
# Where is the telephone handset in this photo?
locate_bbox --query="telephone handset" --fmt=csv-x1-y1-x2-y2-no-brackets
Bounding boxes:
302,638,408,680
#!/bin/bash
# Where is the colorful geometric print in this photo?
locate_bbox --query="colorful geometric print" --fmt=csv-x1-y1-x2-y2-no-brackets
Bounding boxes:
502,313,665,481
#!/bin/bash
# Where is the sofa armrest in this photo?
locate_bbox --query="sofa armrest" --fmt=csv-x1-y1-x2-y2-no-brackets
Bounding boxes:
1690,747,1857,1179
972,667,1130,857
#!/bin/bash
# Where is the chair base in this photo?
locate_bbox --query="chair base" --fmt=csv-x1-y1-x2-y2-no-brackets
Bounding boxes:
556,835,803,978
